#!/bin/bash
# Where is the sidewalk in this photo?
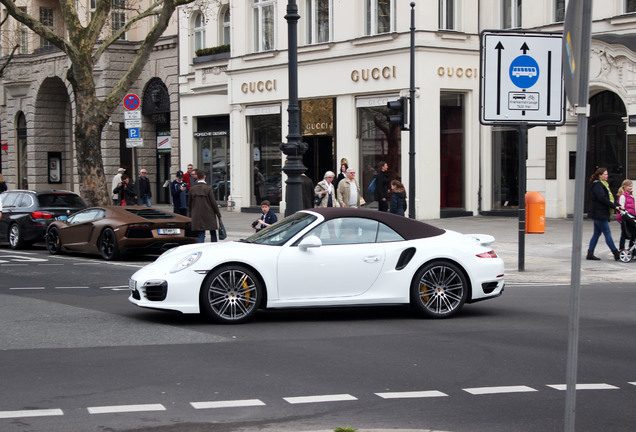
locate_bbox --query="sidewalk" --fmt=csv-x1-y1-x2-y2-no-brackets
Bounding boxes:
156,205,628,285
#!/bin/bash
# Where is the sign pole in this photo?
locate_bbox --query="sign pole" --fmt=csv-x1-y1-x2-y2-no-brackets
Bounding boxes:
408,2,415,219
518,122,527,271
563,1,593,431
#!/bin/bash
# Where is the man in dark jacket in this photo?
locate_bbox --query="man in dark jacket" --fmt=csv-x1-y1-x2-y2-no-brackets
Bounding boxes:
374,161,390,212
137,169,152,206
113,174,137,206
171,171,188,216
188,169,222,243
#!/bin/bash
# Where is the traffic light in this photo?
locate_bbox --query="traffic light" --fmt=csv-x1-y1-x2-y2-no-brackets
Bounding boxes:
386,97,408,130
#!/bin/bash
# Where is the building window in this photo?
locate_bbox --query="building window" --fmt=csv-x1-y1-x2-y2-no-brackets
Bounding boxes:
439,0,455,30
440,93,465,209
253,0,276,52
193,12,206,52
554,0,566,22
356,98,401,204
365,0,394,36
306,0,331,43
111,0,126,40
39,7,54,50
19,7,29,54
222,7,231,45
502,0,522,29
89,0,96,20
627,0,636,13
247,109,282,206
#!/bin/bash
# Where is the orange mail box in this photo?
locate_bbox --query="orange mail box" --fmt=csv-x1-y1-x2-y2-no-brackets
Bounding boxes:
525,191,545,234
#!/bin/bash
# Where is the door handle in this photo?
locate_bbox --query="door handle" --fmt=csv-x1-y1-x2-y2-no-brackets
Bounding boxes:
363,256,380,263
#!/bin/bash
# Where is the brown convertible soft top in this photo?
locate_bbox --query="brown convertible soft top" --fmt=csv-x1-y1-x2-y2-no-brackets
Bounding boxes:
304,207,445,241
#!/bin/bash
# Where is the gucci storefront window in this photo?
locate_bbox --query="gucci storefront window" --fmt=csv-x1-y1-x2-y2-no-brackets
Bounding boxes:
247,108,282,206
357,97,401,203
492,128,520,210
195,131,230,203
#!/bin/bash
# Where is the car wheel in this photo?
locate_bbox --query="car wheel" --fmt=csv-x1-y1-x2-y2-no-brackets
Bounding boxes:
411,261,468,318
46,227,62,255
99,228,120,260
8,224,25,249
620,249,632,263
200,265,262,324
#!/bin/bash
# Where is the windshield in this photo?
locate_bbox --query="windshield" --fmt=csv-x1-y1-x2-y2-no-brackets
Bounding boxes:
242,212,317,246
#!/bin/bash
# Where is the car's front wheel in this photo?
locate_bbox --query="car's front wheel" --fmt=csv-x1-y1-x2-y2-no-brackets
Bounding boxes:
99,228,120,260
411,261,468,318
46,227,62,255
8,224,25,249
200,265,262,324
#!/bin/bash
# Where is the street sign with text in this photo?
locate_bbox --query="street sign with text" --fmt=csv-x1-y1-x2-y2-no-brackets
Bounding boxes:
480,31,564,125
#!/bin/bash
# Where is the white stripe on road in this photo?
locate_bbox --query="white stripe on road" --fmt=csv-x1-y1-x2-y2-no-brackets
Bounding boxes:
464,386,538,395
547,383,619,391
283,394,357,404
100,285,128,289
0,408,63,419
376,390,448,399
9,287,45,290
55,286,89,289
87,404,166,414
191,399,265,409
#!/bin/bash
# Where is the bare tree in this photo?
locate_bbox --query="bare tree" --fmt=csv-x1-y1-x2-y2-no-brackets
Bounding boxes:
0,12,20,77
0,0,196,205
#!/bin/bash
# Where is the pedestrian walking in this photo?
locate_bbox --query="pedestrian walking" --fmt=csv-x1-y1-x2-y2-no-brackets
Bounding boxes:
113,174,137,206
137,169,152,206
389,180,407,216
111,168,125,205
183,164,195,190
171,171,188,216
374,161,390,212
616,178,635,251
337,167,362,208
586,167,622,260
314,171,339,207
301,173,314,209
188,169,222,243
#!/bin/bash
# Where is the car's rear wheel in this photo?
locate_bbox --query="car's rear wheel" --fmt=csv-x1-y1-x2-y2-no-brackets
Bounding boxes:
411,261,468,318
99,228,120,260
200,265,261,324
46,227,62,255
8,224,25,249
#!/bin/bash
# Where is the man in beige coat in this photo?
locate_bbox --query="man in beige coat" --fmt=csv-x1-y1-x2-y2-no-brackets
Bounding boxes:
337,167,362,208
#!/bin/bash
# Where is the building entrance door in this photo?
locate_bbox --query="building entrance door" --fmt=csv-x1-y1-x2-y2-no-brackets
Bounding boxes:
302,135,334,184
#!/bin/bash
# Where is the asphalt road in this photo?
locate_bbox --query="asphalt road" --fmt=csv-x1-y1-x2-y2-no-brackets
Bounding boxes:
1,246,635,432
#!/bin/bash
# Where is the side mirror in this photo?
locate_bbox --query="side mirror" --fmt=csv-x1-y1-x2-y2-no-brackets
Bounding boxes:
298,235,322,252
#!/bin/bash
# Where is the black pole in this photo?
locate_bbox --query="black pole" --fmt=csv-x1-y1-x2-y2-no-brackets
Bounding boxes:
518,122,527,271
280,0,307,216
408,2,416,219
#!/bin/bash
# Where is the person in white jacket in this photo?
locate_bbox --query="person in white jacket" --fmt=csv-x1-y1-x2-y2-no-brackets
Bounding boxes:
314,171,339,207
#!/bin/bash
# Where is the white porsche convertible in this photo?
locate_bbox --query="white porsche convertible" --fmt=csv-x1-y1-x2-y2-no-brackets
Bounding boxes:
129,208,504,323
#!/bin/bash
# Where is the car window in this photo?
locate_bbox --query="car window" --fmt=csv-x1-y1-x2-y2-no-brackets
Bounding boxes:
303,217,379,245
16,193,34,208
38,193,86,207
1,193,18,207
376,222,404,242
68,209,103,224
243,212,316,246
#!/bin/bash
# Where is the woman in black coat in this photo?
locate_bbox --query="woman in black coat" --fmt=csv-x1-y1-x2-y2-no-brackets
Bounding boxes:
586,167,622,260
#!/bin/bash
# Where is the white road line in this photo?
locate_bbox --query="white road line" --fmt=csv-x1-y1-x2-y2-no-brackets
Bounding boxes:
464,385,538,395
40,263,64,266
283,394,357,404
0,408,64,419
55,286,89,289
1,264,28,266
547,383,619,391
100,285,128,289
9,287,45,290
376,390,448,399
191,399,266,409
87,404,166,414
629,382,636,386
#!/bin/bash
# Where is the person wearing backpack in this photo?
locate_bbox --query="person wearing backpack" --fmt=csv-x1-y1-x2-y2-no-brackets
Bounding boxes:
373,161,390,212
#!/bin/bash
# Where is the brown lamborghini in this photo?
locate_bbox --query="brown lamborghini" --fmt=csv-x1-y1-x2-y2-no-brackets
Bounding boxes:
45,206,198,260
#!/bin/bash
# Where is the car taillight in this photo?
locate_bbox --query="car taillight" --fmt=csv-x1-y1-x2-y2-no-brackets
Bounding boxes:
31,211,53,219
476,250,498,258
128,223,151,229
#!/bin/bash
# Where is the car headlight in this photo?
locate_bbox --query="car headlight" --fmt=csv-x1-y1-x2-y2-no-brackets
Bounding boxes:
170,252,202,273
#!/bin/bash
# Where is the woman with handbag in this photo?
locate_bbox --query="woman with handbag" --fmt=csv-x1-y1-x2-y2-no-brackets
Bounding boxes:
314,171,339,208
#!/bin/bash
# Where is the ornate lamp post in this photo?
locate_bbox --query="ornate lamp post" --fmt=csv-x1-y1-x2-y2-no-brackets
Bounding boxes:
280,0,308,216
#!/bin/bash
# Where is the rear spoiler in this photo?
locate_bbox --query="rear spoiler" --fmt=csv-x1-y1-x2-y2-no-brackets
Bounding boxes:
465,234,495,248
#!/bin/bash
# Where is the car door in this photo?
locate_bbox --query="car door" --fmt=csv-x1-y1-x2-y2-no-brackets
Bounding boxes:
277,217,386,300
61,209,104,250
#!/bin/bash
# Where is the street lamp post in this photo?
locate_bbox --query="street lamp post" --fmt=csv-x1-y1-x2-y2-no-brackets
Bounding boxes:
280,0,308,216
